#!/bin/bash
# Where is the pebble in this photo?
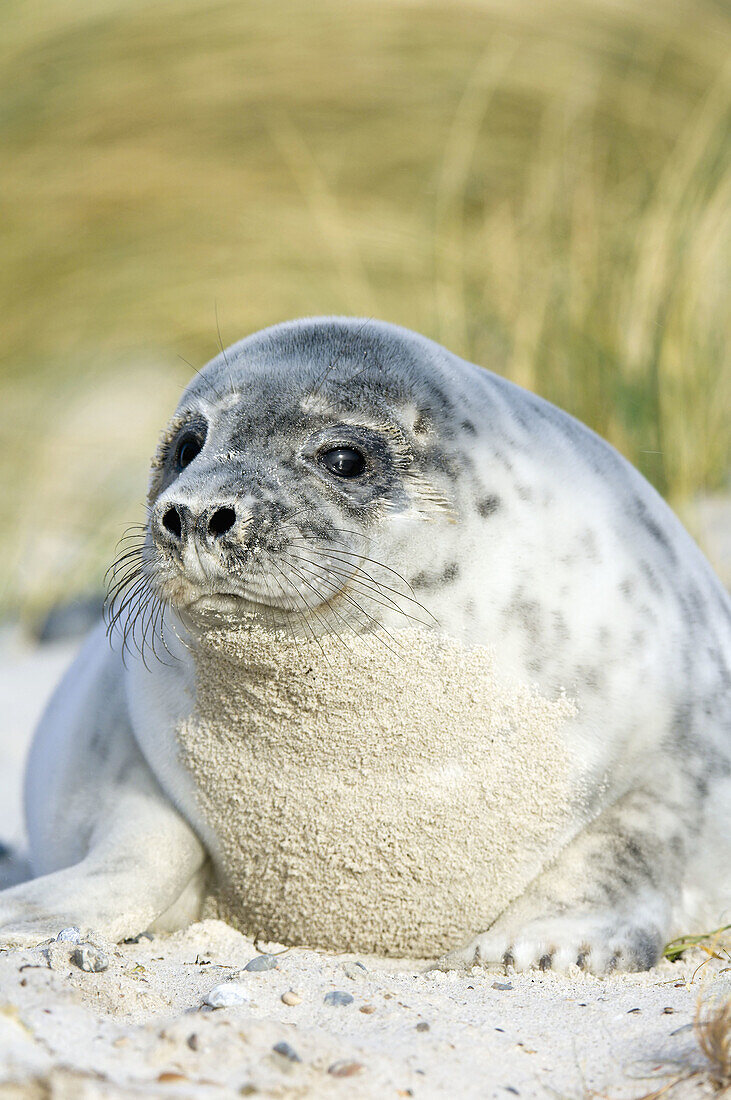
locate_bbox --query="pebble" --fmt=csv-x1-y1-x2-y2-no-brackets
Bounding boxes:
244,954,278,973
272,1041,301,1063
342,961,367,980
328,1060,363,1077
281,991,302,1006
203,982,251,1008
324,990,354,1007
492,981,513,991
359,1004,376,1014
670,1023,694,1036
56,926,83,944
70,945,109,973
415,1021,430,1032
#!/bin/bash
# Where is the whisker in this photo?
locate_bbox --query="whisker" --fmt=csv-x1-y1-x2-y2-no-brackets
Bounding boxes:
288,539,437,624
267,558,332,663
277,558,359,659
214,300,237,399
286,551,435,625
281,555,402,660
289,538,420,597
309,318,374,400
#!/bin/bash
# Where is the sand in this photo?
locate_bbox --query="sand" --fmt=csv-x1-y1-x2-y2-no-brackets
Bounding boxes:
180,622,577,956
0,631,729,1099
0,920,728,1100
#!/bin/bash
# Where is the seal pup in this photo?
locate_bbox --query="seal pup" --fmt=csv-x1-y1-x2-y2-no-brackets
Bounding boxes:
0,317,728,971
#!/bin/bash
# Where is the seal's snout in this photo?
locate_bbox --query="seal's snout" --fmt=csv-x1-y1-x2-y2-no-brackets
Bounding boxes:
157,501,238,548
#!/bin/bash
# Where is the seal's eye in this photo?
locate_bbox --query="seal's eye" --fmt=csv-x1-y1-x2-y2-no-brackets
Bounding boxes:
177,434,202,470
320,446,366,478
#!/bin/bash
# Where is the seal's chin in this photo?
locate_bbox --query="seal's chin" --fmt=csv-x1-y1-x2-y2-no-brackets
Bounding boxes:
157,567,350,625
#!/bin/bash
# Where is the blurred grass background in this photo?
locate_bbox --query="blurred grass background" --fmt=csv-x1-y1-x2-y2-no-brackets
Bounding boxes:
0,0,729,621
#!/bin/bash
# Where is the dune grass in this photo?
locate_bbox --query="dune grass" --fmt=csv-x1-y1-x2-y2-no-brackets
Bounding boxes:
631,996,731,1099
664,925,731,965
0,0,729,617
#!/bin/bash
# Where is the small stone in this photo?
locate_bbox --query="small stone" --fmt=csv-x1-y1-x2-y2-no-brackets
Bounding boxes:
328,1060,363,1077
281,991,302,1006
203,982,251,1008
272,1040,301,1062
359,1004,376,1014
122,931,154,944
324,990,354,1007
662,1006,674,1014
343,961,367,980
187,1033,199,1051
70,945,109,972
492,981,513,991
56,927,83,944
244,954,278,972
415,1021,430,1032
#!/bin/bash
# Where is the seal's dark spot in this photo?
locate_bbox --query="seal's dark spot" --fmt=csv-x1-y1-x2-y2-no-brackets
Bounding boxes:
411,561,460,590
504,593,542,642
581,529,601,562
461,419,477,435
635,499,678,564
638,560,662,595
620,577,635,600
477,495,501,518
579,665,603,692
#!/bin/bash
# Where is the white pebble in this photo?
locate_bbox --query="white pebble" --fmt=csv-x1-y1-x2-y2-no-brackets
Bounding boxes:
56,926,83,944
342,962,367,980
203,982,251,1008
70,945,109,972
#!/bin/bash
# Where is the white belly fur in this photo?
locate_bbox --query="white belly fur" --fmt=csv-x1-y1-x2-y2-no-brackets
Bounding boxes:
177,624,579,956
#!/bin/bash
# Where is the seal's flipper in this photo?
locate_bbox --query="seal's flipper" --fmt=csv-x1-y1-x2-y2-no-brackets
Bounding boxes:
0,767,206,946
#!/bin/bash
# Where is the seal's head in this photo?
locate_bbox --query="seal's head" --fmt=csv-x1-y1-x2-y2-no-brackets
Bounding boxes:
110,317,479,654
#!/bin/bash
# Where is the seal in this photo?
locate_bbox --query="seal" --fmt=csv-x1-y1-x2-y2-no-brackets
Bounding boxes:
0,317,729,971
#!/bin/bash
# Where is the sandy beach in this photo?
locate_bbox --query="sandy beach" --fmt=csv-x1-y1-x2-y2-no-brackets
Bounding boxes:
0,631,729,1099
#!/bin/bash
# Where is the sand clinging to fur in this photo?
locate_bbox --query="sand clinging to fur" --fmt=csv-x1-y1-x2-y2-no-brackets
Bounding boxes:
177,624,578,956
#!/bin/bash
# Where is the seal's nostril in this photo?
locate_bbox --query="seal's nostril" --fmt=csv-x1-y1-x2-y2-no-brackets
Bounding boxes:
162,506,182,539
208,506,236,538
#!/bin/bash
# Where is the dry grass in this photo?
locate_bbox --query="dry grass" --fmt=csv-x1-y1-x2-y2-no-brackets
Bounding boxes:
696,999,731,1093
0,0,729,617
664,926,731,966
629,997,731,1099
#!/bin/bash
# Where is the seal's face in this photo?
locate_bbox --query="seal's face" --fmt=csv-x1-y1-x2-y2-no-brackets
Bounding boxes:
122,320,461,646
